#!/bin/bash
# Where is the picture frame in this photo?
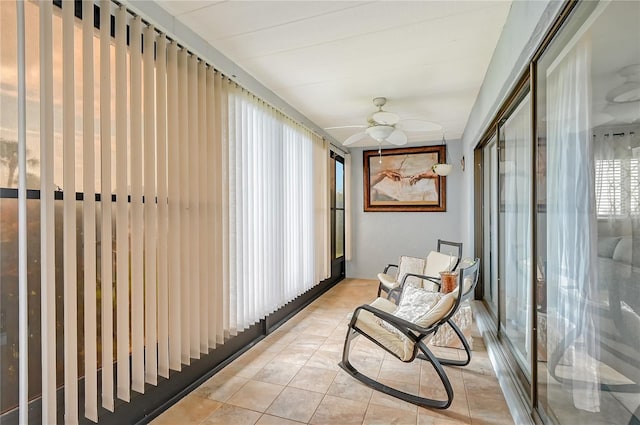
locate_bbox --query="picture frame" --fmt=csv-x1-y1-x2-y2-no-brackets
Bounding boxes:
363,145,446,212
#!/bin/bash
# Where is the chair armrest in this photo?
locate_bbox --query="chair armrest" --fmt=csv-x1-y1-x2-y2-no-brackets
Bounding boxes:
352,303,432,337
400,272,441,289
383,264,399,274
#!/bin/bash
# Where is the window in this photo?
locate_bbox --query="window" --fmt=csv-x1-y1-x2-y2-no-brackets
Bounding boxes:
333,153,345,259
596,157,640,217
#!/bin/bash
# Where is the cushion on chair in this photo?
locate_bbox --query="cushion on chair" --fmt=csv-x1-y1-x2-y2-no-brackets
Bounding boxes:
424,251,457,278
392,286,443,326
378,256,427,292
398,256,428,288
598,236,622,258
354,297,415,361
377,286,457,357
612,237,632,265
377,272,400,291
415,291,456,328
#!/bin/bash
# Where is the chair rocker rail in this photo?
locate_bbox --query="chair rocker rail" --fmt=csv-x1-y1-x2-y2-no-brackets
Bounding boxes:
343,258,480,410
417,320,472,367
339,312,455,409
548,316,640,394
339,341,454,409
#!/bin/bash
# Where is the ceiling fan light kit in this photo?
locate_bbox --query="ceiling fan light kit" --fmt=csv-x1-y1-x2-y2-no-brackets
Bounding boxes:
338,97,441,146
365,125,394,142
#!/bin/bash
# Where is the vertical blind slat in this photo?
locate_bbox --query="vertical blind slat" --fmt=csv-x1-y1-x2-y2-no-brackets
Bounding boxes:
206,68,218,347
216,73,227,344
82,0,99,420
188,55,200,358
62,1,79,421
99,0,115,411
115,5,130,402
143,25,158,385
39,0,57,421
178,48,191,364
16,1,28,423
130,15,145,393
228,88,237,334
156,33,170,379
166,41,182,371
198,62,209,353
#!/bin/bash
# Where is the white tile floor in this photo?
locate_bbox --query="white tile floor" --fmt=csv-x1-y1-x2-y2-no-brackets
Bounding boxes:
152,279,514,425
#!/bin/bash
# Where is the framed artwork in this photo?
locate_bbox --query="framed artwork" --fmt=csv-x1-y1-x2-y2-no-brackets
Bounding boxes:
364,145,446,212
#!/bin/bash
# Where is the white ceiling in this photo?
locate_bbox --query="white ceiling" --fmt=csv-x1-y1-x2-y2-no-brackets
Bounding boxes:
154,0,512,148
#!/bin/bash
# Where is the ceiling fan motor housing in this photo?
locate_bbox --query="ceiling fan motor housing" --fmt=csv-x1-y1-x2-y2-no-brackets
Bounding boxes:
339,96,440,146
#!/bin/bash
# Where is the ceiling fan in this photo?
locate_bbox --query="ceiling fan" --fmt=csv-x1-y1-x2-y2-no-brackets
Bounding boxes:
327,97,442,146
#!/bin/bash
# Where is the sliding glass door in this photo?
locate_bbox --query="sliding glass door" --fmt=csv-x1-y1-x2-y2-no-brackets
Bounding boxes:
482,136,499,317
536,1,640,424
330,151,345,278
499,93,533,375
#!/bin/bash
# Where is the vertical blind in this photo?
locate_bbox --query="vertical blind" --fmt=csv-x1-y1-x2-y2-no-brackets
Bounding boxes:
3,0,331,422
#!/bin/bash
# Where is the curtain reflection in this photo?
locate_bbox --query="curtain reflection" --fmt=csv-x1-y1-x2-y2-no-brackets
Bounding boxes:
545,36,601,413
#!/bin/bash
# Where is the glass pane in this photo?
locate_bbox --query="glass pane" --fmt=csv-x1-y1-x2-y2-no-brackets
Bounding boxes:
335,209,344,259
336,159,344,209
0,196,19,413
0,1,18,188
0,198,59,413
330,154,336,209
0,195,109,413
483,137,499,316
0,1,43,189
536,1,640,423
499,93,532,374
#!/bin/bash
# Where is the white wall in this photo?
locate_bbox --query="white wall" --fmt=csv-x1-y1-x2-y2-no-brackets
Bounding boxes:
346,141,464,279
459,0,564,256
345,1,567,279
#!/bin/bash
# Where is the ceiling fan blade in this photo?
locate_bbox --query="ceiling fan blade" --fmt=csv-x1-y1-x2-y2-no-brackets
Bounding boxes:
324,125,367,130
343,132,367,146
396,119,442,132
386,129,407,146
372,110,400,126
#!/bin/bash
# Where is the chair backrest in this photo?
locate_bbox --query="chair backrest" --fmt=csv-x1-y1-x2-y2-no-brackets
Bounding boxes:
437,239,463,270
424,251,457,278
397,255,427,288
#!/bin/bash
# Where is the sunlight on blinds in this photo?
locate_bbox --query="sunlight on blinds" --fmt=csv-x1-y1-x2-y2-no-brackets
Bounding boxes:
143,24,158,386
62,1,79,421
99,0,115,411
39,0,57,421
4,1,330,421
156,33,170,379
115,4,130,403
82,0,98,419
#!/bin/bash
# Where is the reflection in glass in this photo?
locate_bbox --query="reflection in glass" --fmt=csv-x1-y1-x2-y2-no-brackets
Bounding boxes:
500,94,532,373
336,160,344,209
536,1,640,424
336,209,344,258
483,138,499,316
